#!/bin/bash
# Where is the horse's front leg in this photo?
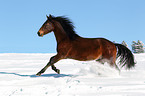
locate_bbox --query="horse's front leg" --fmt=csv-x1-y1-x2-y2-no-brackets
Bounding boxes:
36,54,61,76
51,65,60,74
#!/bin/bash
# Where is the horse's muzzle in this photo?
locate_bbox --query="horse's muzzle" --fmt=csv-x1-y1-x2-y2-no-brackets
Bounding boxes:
37,32,42,37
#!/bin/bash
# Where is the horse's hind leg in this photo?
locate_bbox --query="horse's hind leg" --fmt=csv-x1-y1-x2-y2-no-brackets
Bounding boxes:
96,59,105,64
114,63,120,73
110,57,121,73
36,54,61,76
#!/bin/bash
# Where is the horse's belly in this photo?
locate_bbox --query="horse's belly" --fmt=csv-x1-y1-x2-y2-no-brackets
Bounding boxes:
68,47,102,61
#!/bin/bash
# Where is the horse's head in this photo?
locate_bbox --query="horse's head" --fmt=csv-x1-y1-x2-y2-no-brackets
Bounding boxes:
37,14,54,37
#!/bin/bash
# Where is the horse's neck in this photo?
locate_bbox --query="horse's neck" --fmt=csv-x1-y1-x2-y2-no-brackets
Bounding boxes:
53,22,68,44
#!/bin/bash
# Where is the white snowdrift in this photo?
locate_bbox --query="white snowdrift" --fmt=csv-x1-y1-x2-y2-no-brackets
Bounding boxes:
0,53,145,96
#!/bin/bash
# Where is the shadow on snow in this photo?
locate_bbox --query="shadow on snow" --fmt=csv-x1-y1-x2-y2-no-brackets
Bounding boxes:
0,72,74,78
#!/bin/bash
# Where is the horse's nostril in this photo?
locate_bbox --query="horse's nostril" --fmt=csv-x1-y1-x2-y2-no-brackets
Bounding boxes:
37,32,43,37
37,32,40,36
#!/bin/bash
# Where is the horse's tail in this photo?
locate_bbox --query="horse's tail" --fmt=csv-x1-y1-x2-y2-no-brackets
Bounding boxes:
115,43,136,69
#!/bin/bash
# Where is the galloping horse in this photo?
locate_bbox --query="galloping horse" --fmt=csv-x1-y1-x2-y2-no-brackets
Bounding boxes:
36,14,135,76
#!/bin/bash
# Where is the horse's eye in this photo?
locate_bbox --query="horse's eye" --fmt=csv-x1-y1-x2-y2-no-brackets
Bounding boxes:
45,25,50,29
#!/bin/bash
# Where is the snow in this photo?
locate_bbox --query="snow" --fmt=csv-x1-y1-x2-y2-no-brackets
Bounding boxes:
0,53,145,96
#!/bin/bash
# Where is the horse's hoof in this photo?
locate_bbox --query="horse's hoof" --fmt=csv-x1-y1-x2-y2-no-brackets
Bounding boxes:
56,69,60,74
36,72,41,76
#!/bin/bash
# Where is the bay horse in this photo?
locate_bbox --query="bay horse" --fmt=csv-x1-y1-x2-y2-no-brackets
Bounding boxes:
36,14,135,76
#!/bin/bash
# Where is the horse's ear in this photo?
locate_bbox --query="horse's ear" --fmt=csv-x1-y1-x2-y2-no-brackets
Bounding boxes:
49,14,52,19
46,14,53,21
46,15,49,19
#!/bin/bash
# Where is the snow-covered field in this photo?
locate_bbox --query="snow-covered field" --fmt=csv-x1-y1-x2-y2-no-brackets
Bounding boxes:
0,53,145,96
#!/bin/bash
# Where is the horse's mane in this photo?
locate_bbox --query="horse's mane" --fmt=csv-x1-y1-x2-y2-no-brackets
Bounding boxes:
51,16,80,40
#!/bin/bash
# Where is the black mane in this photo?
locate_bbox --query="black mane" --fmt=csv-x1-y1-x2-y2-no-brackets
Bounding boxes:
51,16,79,40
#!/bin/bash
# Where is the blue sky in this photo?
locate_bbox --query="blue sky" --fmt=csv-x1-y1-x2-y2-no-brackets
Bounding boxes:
0,0,145,53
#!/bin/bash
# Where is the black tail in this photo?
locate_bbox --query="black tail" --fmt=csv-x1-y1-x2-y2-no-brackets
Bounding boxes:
115,43,136,69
